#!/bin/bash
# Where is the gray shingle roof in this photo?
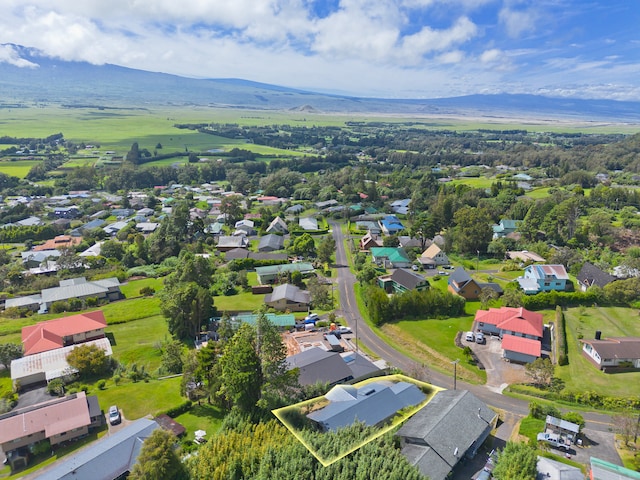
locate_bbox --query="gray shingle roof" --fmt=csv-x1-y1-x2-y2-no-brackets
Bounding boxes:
264,284,310,304
286,347,353,386
577,262,617,288
258,234,284,252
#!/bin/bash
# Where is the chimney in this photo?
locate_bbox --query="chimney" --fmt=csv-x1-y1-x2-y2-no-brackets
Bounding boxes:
595,331,602,340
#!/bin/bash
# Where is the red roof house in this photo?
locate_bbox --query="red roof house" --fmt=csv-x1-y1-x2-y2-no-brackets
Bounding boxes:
501,334,542,363
22,311,107,356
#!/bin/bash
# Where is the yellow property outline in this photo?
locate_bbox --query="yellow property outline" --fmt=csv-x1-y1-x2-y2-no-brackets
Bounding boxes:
272,374,445,466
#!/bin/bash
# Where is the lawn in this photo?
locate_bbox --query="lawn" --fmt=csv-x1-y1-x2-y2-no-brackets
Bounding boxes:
173,403,226,440
101,296,162,324
0,160,40,178
518,416,545,444
107,314,167,373
119,277,165,298
214,291,265,313
556,306,640,398
95,375,184,419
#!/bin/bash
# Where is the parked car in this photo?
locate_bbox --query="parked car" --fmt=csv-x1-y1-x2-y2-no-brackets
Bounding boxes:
465,331,475,342
411,264,419,271
108,405,121,425
475,332,485,344
337,326,352,334
305,313,320,322
437,270,449,276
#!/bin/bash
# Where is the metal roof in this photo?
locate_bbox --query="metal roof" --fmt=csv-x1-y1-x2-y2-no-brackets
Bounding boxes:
590,457,640,480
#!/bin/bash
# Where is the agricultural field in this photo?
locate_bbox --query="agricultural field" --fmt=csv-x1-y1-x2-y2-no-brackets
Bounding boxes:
0,159,41,178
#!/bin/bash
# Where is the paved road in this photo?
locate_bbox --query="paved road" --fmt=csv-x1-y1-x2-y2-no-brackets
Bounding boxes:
329,220,616,435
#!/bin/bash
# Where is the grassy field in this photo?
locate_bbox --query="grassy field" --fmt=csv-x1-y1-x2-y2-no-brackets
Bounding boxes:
108,314,167,373
0,160,40,178
95,376,183,419
173,403,226,440
120,277,165,298
557,306,640,397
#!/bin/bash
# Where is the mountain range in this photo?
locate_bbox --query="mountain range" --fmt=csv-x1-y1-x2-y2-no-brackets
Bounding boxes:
2,44,640,122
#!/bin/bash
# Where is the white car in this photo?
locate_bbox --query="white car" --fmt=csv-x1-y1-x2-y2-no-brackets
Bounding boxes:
108,405,121,425
305,313,320,322
465,331,475,342
337,326,352,334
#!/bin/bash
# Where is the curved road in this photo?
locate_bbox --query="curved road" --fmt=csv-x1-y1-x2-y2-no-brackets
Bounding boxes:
329,220,614,432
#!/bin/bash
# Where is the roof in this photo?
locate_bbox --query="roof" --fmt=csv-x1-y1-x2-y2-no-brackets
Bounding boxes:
265,284,310,304
11,337,113,383
506,250,546,262
33,235,83,252
4,294,42,309
397,390,497,480
40,277,120,305
370,247,410,264
527,264,569,280
389,268,428,290
581,337,640,360
235,313,296,328
299,217,318,230
501,334,541,357
217,235,248,248
258,234,285,251
154,414,186,436
266,216,288,233
449,266,473,287
577,262,618,288
546,415,579,434
22,311,107,356
255,262,315,276
421,243,443,259
475,307,544,338
307,381,426,431
0,392,91,445
537,456,584,480
286,347,354,386
379,215,405,233
36,418,160,480
224,247,250,260
590,457,640,480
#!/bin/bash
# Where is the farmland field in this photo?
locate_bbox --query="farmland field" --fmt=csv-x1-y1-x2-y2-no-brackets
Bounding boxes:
0,159,40,178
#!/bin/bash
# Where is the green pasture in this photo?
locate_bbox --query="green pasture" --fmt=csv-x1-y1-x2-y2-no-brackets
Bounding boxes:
95,376,183,420
107,314,167,373
450,177,495,189
63,157,98,168
0,160,40,178
557,306,640,397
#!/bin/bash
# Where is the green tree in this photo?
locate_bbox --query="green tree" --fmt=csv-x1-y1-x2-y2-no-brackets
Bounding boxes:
161,282,213,340
161,339,184,374
492,442,538,480
218,324,263,413
290,233,316,258
524,357,554,388
129,428,188,480
126,142,140,164
0,343,22,371
410,212,437,251
452,206,492,254
317,235,336,264
220,195,244,226
66,344,110,377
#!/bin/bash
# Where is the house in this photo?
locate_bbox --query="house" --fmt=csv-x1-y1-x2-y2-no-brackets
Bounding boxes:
299,217,318,231
136,207,154,217
286,204,305,214
103,220,130,236
11,337,113,388
537,456,584,480
0,392,98,472
135,222,159,234
475,306,544,363
370,247,412,269
258,234,285,252
315,199,338,209
110,208,134,218
286,347,355,386
448,268,503,300
589,457,640,480
378,268,429,293
16,215,43,227
517,264,569,294
22,311,107,356
21,250,61,268
79,242,103,257
4,277,122,313
492,219,518,239
32,235,83,252
355,221,382,235
224,248,251,260
35,418,160,480
505,250,546,263
234,219,256,235
419,244,449,269
53,206,81,219
216,235,249,252
359,231,383,251
576,262,617,291
581,335,640,371
378,215,405,235
264,284,310,312
307,381,426,432
390,198,411,215
398,236,422,249
266,216,289,234
398,390,497,480
255,263,315,284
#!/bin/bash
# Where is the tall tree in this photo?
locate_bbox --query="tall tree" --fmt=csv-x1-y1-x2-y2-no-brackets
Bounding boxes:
129,428,188,480
161,282,213,340
410,212,437,251
218,324,263,413
126,142,140,164
66,344,110,377
317,235,336,264
452,206,492,254
0,343,22,371
492,442,538,480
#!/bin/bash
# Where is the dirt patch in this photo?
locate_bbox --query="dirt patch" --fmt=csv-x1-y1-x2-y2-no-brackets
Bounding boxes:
283,332,301,356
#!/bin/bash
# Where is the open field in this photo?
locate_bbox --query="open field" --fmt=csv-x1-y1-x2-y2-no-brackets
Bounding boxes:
557,306,640,397
108,314,167,373
0,160,40,178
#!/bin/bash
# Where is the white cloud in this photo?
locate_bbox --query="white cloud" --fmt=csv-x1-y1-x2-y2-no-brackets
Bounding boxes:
436,50,465,64
498,6,538,38
400,17,478,63
0,44,38,68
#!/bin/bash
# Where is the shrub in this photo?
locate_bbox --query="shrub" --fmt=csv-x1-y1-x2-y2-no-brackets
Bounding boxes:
162,400,193,418
140,286,156,297
97,379,106,390
47,378,65,396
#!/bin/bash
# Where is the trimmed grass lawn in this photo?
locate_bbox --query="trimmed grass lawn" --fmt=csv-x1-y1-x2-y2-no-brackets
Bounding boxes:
108,314,167,373
102,296,162,324
120,277,165,298
557,306,640,397
0,369,12,398
519,416,545,444
214,291,265,313
96,376,183,419
173,403,226,439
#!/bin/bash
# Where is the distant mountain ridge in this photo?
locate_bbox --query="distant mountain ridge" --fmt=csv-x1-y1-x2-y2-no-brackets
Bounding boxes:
2,43,640,121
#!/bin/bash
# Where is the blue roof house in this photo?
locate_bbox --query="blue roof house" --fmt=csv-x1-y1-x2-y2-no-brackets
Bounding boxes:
379,215,405,235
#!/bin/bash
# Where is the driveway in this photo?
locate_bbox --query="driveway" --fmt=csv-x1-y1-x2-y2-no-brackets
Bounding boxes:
465,335,529,393
15,385,51,409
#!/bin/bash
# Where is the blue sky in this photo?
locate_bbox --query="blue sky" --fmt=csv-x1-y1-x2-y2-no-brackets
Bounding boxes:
1,0,639,100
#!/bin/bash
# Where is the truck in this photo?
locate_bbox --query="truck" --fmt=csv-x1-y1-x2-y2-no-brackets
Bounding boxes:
537,432,570,450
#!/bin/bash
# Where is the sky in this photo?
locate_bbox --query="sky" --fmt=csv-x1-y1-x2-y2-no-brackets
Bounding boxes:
1,0,639,100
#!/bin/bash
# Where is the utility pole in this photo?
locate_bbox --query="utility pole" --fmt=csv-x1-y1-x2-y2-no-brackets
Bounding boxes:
452,359,460,390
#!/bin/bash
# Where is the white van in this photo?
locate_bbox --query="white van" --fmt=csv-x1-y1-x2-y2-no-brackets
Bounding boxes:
465,331,475,342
